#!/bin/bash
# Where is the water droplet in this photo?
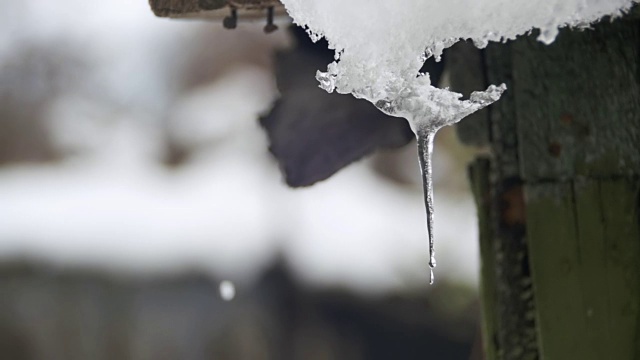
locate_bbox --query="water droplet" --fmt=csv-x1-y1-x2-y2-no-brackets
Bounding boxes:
219,280,236,301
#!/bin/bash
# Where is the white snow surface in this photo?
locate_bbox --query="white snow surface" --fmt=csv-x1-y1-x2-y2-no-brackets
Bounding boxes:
282,0,635,129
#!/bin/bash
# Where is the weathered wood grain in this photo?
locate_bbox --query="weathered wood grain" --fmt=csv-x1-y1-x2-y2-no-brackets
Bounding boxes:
526,179,640,360
469,158,499,360
461,14,640,360
471,40,539,360
149,0,285,20
512,20,640,181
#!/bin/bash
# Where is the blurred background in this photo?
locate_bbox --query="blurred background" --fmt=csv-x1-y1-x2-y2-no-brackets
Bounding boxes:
0,0,483,359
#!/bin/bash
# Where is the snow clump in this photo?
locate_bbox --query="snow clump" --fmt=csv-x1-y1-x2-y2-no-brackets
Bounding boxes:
281,0,635,130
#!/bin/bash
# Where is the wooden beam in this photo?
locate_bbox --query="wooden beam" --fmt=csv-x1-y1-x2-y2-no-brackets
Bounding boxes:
149,0,286,21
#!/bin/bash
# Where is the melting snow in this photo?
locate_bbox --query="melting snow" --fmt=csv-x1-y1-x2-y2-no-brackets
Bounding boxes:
282,0,635,104
280,0,635,282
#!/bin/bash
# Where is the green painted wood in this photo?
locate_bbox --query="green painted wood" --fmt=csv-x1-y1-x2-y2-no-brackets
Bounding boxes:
458,14,640,360
525,182,585,359
574,180,611,360
599,180,640,359
526,179,640,360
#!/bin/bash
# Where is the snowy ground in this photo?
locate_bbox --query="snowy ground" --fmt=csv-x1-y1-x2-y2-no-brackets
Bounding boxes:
0,0,480,294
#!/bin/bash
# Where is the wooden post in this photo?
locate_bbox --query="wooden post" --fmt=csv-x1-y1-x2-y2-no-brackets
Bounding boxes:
454,15,640,360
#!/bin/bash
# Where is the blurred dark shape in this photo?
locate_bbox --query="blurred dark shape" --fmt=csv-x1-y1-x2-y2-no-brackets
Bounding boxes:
0,44,81,164
0,260,477,360
261,26,445,187
263,7,279,33
0,324,33,360
223,8,238,29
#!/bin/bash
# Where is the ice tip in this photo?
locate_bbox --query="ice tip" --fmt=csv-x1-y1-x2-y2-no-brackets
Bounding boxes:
494,83,507,92
470,83,507,104
316,70,336,93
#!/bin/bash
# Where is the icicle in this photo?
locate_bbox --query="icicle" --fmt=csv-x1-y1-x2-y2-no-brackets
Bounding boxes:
375,83,506,286
416,127,437,284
